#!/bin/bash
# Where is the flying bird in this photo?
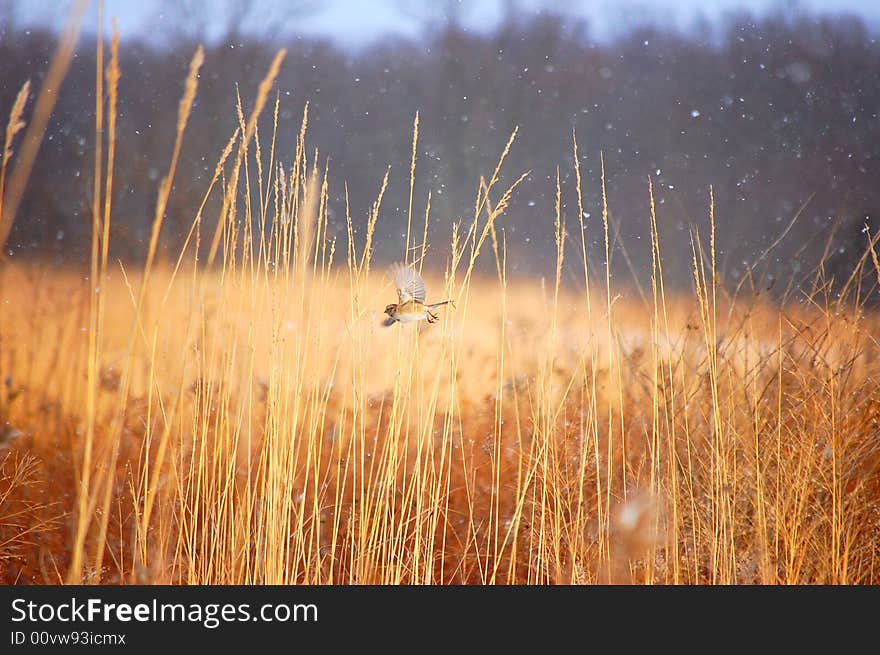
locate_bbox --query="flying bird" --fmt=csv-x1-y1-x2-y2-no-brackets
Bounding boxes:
384,263,454,326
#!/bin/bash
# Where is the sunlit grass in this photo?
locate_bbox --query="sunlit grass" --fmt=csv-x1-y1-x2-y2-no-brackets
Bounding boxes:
3,224,880,584
1,22,879,585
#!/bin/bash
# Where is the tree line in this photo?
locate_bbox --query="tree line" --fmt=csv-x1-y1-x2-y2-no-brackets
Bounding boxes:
1,5,878,293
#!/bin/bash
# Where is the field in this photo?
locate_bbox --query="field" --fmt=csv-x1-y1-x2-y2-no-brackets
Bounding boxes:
2,34,880,586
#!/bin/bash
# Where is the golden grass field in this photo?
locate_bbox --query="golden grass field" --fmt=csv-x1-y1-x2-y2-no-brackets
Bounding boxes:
1,21,879,585
3,249,880,585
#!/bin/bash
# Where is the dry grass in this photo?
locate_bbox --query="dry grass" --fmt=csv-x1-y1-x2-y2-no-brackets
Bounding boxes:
2,237,880,584
1,33,880,586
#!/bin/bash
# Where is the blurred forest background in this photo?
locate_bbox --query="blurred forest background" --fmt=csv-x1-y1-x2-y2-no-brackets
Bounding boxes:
1,0,878,291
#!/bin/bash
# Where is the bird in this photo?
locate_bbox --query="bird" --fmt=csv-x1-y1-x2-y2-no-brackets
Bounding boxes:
383,262,454,326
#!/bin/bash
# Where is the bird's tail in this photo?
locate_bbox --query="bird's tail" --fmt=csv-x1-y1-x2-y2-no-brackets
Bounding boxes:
427,300,455,310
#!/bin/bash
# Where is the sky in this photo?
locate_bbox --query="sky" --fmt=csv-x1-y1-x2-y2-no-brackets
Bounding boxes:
9,0,880,46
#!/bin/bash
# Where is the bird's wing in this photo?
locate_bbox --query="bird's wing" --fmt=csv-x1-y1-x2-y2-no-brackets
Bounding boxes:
390,263,426,304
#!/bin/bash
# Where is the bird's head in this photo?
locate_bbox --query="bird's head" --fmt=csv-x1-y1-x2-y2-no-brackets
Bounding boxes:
384,303,397,316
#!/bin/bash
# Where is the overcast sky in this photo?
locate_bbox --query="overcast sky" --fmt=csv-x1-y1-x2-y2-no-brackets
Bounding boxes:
10,0,880,46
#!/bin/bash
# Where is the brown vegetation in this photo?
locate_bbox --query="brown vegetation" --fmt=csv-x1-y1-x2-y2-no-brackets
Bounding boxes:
1,8,879,585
